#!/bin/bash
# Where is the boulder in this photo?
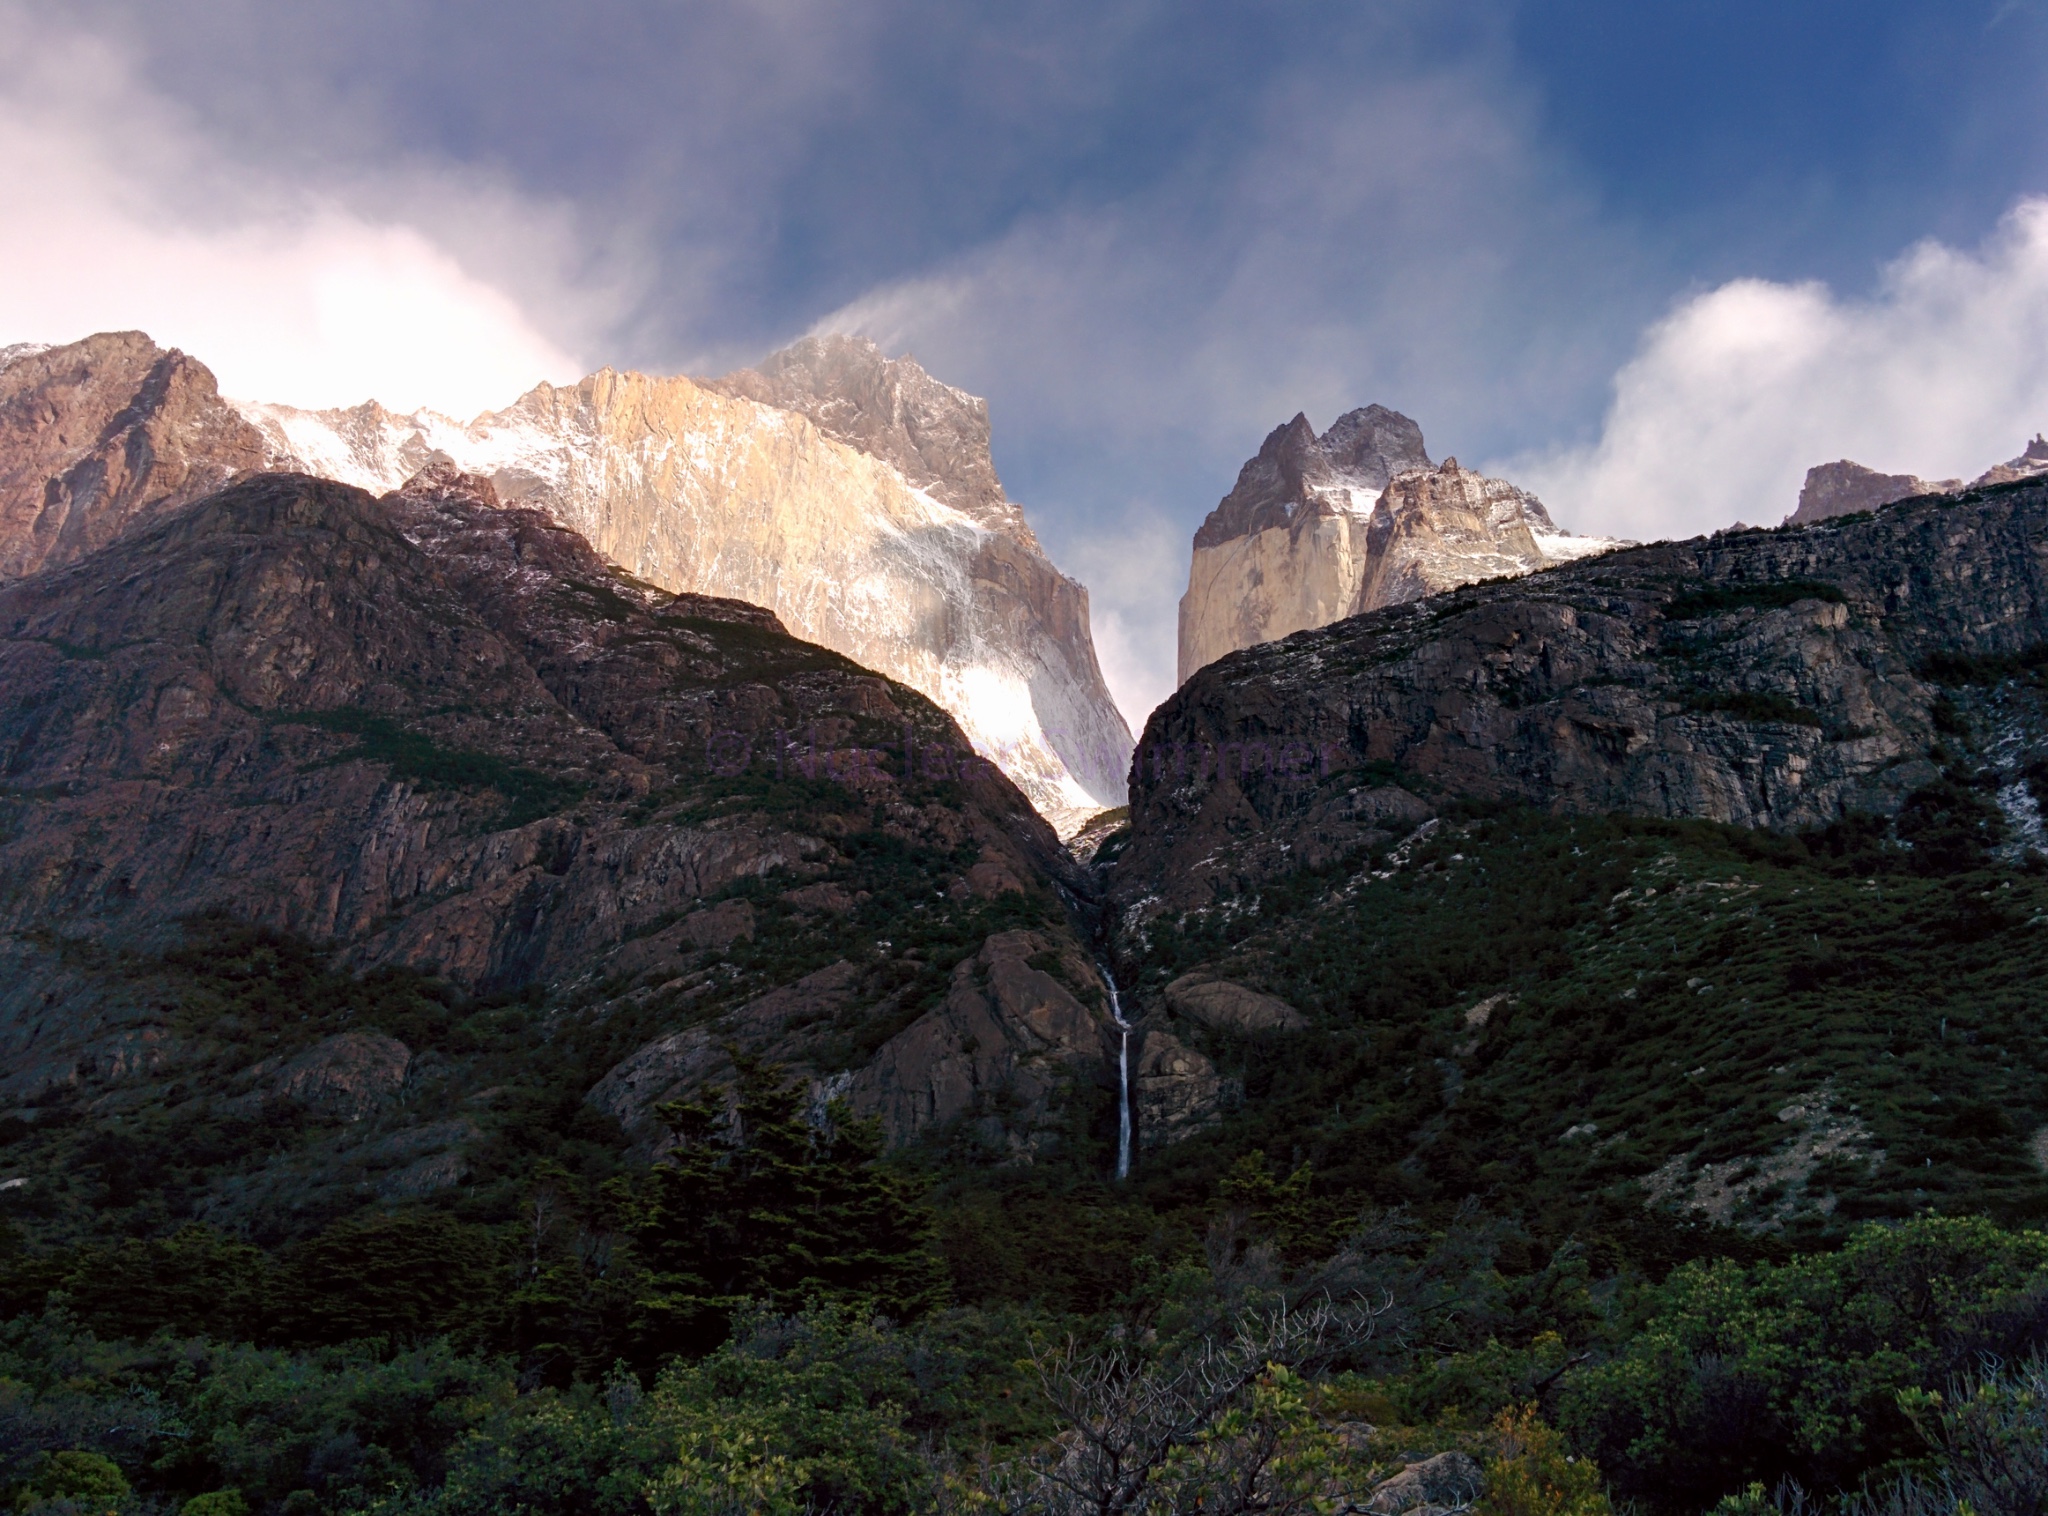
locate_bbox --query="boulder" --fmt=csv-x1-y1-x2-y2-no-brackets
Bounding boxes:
1134,1028,1224,1143
1364,1451,1485,1515
1164,974,1309,1033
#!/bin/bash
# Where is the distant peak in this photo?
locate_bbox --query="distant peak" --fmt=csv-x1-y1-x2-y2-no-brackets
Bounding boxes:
1191,401,1432,550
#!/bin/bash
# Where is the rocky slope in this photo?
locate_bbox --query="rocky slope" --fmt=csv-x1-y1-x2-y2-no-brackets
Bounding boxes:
233,333,1131,832
0,334,1131,835
1178,408,1618,683
0,466,1125,1233
1095,476,2048,1236
1126,479,2048,923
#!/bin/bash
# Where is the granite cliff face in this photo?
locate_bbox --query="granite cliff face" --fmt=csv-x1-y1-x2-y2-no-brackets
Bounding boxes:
1121,480,2048,924
0,467,1125,1223
234,334,1131,832
1178,408,1618,683
0,333,1131,835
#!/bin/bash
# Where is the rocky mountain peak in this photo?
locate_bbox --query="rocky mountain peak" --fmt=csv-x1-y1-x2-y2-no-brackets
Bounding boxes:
1178,408,1616,683
1784,434,2048,527
1317,404,1432,486
1786,460,1960,525
700,333,1031,542
390,457,503,511
1191,405,1430,551
0,331,268,580
1971,434,2048,488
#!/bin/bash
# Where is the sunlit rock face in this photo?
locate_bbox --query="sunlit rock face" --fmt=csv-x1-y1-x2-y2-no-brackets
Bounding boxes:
0,332,1131,834
1177,407,1621,684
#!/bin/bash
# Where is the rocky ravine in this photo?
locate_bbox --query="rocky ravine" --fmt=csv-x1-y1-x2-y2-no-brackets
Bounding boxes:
1177,407,1619,684
0,332,1132,834
1122,479,2048,924
0,466,1134,1226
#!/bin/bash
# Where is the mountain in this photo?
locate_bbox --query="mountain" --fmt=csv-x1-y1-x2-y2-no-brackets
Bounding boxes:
0,465,1122,1233
0,332,269,578
1784,436,2048,526
1135,480,2048,917
1178,407,1620,683
0,333,1131,834
1785,460,1962,525
1971,432,2048,487
1099,475,2048,1234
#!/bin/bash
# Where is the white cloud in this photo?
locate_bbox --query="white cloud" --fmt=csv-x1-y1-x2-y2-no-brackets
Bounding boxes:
1509,199,2048,541
809,44,1646,714
1039,506,1187,733
0,9,611,415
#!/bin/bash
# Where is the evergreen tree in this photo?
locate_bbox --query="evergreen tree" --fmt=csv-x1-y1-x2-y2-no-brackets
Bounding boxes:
615,1056,947,1362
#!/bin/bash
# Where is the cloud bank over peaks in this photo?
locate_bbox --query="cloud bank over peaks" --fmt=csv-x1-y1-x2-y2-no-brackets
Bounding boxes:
0,6,619,417
1510,198,2048,543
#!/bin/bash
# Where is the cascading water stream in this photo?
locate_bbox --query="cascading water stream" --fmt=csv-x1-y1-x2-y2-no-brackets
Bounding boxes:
1100,962,1132,1180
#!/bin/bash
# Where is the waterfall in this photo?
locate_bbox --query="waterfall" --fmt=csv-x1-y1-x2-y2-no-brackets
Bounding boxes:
1100,962,1133,1180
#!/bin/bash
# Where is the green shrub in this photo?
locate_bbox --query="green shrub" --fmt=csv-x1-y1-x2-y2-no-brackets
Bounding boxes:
1557,1216,2048,1510
276,708,581,826
57,1227,267,1343
14,1451,129,1513
180,1493,249,1516
271,1212,504,1348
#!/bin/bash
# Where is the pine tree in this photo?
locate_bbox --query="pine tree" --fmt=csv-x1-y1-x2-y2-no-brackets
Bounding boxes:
616,1055,948,1362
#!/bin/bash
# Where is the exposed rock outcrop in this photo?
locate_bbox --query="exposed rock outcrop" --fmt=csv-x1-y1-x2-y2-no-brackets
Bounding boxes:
589,930,1120,1157
1162,974,1308,1032
1178,410,1618,684
0,332,268,578
1119,480,2048,923
847,930,1114,1154
1787,460,1959,525
1133,1027,1226,1142
1361,1452,1486,1516
261,1032,414,1122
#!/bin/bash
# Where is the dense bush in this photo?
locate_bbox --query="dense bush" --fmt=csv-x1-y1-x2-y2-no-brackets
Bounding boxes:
1557,1217,2048,1510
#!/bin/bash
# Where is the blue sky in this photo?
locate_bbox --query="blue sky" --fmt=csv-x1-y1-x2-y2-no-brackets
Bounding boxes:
5,0,2048,720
